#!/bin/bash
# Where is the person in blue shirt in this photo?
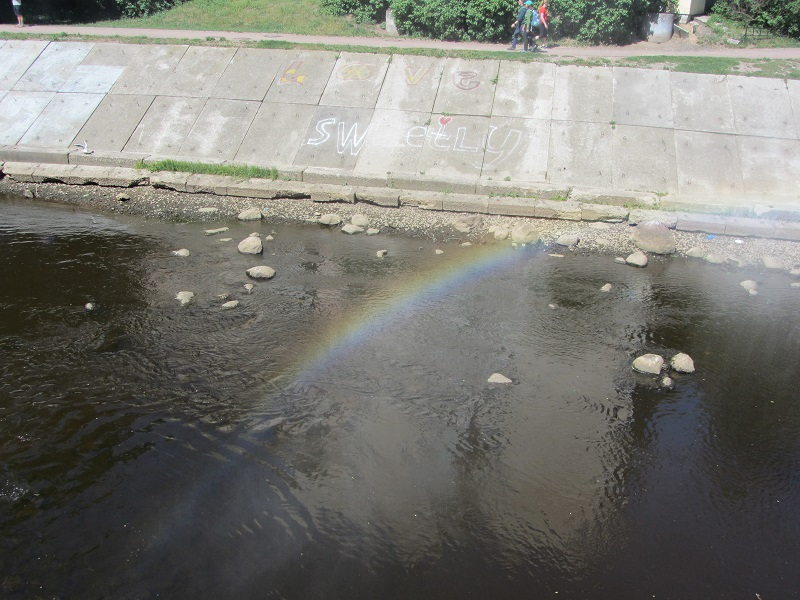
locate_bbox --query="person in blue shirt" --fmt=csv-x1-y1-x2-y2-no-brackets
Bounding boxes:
507,0,527,51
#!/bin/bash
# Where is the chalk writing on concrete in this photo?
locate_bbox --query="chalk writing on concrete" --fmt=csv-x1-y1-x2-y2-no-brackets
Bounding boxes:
306,118,370,155
338,64,373,81
403,67,430,86
454,71,480,91
404,117,521,167
279,61,306,85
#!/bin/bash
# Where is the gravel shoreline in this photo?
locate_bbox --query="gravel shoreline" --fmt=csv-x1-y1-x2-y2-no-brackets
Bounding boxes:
4,178,800,274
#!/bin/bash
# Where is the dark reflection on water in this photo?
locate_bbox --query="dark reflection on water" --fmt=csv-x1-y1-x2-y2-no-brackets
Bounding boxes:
1,196,800,599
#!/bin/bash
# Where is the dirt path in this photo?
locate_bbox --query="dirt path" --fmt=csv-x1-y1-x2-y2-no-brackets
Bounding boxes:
2,23,800,59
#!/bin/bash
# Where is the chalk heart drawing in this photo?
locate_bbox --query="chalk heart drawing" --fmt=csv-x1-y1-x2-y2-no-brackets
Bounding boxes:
405,120,522,169
338,64,373,81
279,60,305,85
454,71,480,91
306,117,370,156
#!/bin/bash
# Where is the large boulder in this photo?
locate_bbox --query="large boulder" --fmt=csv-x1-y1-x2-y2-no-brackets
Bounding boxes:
632,353,664,374
341,223,364,235
238,207,263,221
670,352,695,373
319,213,342,226
238,234,263,255
511,224,541,244
246,266,276,280
631,220,676,254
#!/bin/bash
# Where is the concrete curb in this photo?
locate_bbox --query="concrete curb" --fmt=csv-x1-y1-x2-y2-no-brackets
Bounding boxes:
2,161,800,241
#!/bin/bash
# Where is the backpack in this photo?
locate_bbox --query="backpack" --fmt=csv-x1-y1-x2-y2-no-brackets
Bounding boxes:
523,7,539,31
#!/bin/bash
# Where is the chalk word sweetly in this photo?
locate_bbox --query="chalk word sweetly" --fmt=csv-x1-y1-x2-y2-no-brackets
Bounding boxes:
306,118,370,156
405,117,522,168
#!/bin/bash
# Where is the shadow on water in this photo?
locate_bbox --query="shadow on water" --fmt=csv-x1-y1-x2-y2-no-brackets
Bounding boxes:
1,196,800,599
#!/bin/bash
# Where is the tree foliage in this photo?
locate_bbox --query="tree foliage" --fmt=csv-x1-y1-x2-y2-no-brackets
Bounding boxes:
548,0,663,44
389,0,511,41
14,0,188,22
711,0,800,37
321,0,390,23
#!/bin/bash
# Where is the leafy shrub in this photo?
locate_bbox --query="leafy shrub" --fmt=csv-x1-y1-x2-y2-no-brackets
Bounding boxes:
112,0,189,19
548,0,663,45
711,0,800,37
390,0,510,41
322,0,390,23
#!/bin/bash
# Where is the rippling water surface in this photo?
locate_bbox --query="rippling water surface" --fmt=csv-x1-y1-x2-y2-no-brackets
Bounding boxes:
1,197,799,599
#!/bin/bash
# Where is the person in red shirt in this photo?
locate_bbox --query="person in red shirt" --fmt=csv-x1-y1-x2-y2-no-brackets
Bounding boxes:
536,0,549,49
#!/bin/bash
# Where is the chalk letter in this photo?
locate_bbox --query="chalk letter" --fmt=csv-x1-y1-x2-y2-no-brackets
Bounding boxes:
307,118,336,146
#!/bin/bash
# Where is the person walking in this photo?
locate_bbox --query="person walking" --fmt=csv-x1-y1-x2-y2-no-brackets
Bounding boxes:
507,0,526,51
11,0,24,27
522,1,539,52
536,0,549,48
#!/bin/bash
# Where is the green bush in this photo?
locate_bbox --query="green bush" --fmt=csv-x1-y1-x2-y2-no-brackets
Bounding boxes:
711,0,800,37
321,0,390,23
390,0,511,41
112,0,189,19
548,0,662,44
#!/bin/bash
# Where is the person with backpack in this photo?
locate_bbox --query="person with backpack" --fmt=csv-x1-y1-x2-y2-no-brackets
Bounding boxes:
522,1,540,52
507,0,527,51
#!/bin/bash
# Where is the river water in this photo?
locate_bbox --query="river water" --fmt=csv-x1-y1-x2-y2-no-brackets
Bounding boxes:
1,196,799,599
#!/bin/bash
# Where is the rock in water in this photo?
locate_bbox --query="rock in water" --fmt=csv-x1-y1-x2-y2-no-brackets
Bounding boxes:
238,235,263,255
341,223,365,235
351,214,370,227
238,207,263,221
246,266,276,280
172,248,190,257
204,227,229,236
488,373,512,384
451,215,483,233
600,283,612,293
740,280,758,295
670,352,695,373
626,251,649,267
175,291,194,306
631,220,676,254
319,214,342,226
556,234,580,247
221,300,239,310
632,353,664,374
763,256,785,270
511,224,540,244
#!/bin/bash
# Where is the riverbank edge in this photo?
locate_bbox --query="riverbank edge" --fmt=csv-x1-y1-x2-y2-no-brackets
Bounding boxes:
3,161,800,244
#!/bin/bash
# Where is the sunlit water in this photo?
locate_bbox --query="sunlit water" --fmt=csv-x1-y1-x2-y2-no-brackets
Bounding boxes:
1,197,799,599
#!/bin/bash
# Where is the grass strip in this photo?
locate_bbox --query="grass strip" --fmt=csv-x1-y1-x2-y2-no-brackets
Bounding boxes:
140,159,278,180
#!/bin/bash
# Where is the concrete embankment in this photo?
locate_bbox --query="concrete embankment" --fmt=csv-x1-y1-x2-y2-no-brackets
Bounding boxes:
1,39,799,240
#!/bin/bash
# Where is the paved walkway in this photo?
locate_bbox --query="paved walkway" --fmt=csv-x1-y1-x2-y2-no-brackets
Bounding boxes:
3,23,800,59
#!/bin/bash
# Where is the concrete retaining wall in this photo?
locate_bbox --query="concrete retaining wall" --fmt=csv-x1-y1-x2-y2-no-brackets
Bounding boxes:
1,40,799,214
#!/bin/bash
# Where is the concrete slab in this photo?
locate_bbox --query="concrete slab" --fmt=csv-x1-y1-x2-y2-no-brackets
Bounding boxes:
738,136,800,197
0,40,49,91
211,48,289,101
551,65,613,123
124,96,205,155
0,91,54,145
675,130,744,197
670,72,735,134
13,42,94,93
293,106,375,169
80,42,139,67
264,51,338,105
789,79,800,139
178,98,260,160
60,65,125,94
612,67,673,128
492,61,556,120
391,173,476,195
19,93,104,148
548,121,612,188
432,58,500,117
235,102,316,167
727,75,798,139
416,114,489,178
73,95,154,152
110,45,187,95
481,116,549,183
352,108,427,176
320,52,390,108
375,55,444,112
611,124,678,194
0,147,69,164
159,46,236,97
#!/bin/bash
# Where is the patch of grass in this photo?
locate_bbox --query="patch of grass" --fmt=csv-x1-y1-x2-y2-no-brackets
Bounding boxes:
701,15,800,49
618,54,800,79
140,159,278,180
89,0,379,38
